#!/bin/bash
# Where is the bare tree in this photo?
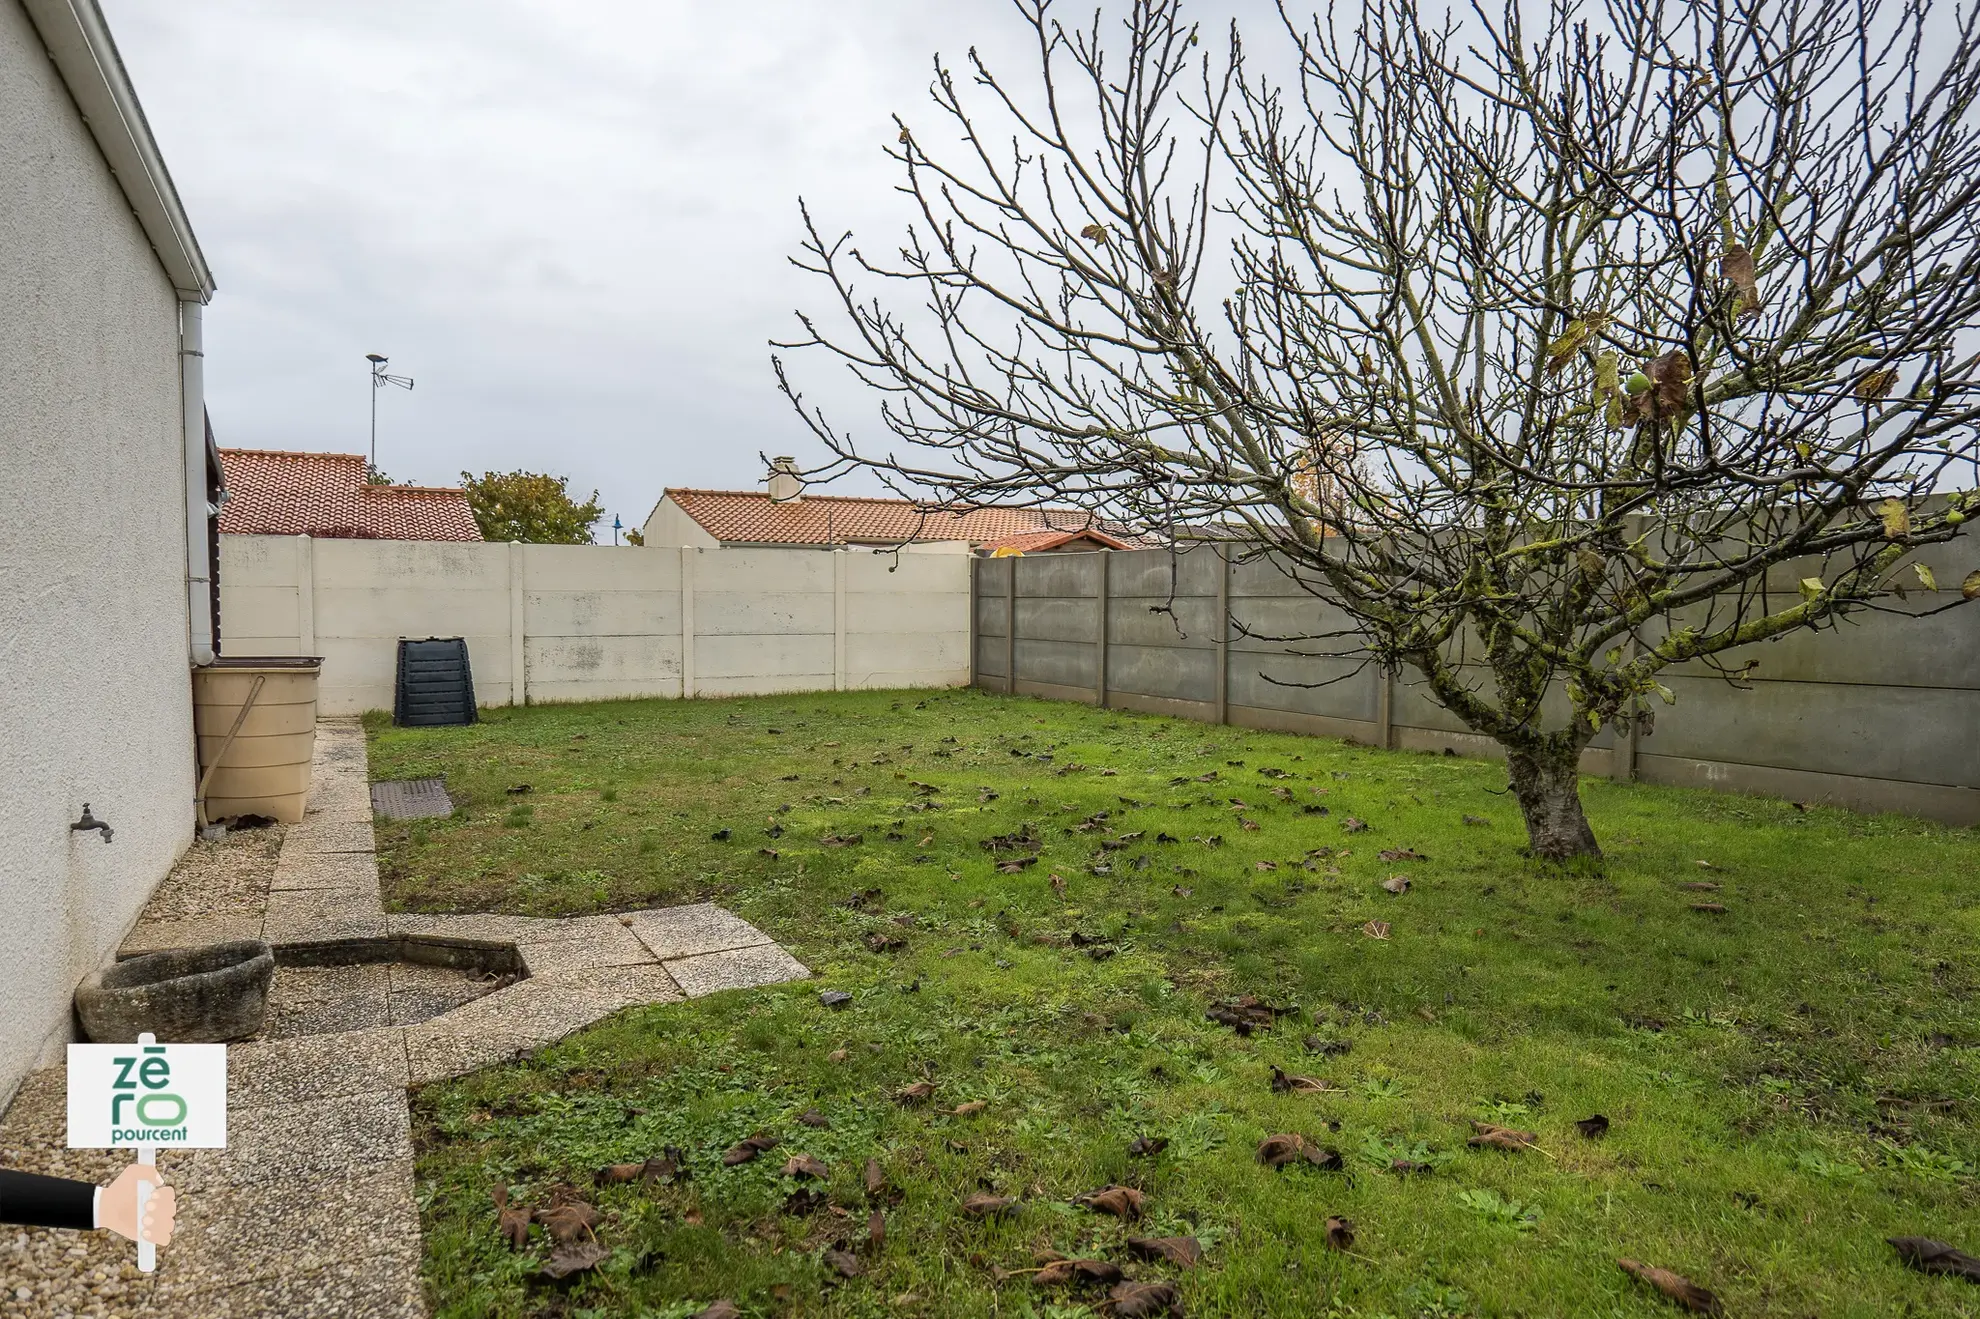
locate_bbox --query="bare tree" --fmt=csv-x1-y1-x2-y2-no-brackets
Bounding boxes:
774,0,1980,859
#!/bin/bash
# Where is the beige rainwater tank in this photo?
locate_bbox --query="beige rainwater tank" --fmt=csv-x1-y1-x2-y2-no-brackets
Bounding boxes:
191,657,324,824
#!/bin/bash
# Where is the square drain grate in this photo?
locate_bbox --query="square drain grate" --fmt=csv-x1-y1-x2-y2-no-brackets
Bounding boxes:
370,777,454,820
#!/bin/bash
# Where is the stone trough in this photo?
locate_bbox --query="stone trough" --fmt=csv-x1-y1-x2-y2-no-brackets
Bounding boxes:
74,939,277,1043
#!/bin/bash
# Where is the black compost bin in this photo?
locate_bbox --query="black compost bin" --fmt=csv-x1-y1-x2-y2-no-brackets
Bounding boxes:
394,637,478,727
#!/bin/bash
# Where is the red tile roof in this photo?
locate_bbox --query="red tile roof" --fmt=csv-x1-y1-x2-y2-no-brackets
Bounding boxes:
217,449,482,541
660,488,1145,548
976,528,1135,555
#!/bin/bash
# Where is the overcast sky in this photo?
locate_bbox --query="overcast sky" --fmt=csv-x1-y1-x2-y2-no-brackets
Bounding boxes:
100,0,1111,533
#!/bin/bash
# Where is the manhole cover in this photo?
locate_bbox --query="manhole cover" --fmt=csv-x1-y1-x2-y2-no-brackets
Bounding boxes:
370,778,453,820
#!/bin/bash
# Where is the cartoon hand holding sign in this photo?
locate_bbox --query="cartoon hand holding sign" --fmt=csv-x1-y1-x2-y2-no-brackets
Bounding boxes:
57,1031,227,1270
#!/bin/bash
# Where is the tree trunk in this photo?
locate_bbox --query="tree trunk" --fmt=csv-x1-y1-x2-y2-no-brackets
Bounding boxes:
1505,744,1601,861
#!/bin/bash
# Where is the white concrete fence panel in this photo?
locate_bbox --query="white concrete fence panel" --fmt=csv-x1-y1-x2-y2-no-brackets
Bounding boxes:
219,537,973,716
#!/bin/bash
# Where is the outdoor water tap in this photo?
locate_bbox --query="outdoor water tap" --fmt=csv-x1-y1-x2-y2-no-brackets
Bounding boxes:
71,804,113,843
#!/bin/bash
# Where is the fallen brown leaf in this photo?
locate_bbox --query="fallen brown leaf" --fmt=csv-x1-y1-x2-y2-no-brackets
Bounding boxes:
595,1162,643,1186
1126,1235,1203,1268
797,1108,831,1128
1033,1258,1123,1288
782,1154,829,1180
961,1192,1017,1218
1127,1135,1169,1158
1377,847,1424,861
1617,1258,1724,1314
541,1240,610,1279
895,1081,936,1106
951,1100,988,1117
827,1048,849,1064
1575,1114,1611,1139
1343,817,1369,833
1108,1280,1183,1317
1257,1133,1341,1170
1381,876,1411,894
1075,1185,1146,1219
1206,994,1295,1035
492,1186,531,1250
533,1200,600,1244
1678,881,1720,891
691,1302,742,1319
1325,1215,1356,1251
824,1247,863,1278
869,1209,886,1251
1469,1121,1540,1152
1887,1236,1980,1282
1271,1065,1334,1094
721,1132,781,1166
1690,902,1727,914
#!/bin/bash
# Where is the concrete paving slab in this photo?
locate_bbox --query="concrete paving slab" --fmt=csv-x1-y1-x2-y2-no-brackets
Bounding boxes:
264,964,394,1040
533,963,686,1011
269,849,378,893
387,962,505,1026
203,1090,412,1191
664,942,810,998
262,913,391,948
147,1255,426,1319
278,817,376,855
403,1022,545,1086
625,902,776,960
406,978,600,1047
226,1028,409,1107
518,922,657,975
150,1164,421,1300
386,912,576,944
119,915,264,958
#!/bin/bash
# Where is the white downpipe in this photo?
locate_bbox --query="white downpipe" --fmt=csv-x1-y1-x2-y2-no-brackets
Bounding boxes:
181,299,214,666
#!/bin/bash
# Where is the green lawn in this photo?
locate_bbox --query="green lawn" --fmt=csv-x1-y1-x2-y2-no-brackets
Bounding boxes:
368,688,1980,1319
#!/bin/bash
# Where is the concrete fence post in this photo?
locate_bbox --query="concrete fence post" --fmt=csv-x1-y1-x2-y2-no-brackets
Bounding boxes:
1095,550,1110,708
968,557,979,687
1377,666,1394,750
833,549,847,692
1004,557,1017,695
681,547,696,700
508,540,527,707
295,534,315,656
1214,544,1230,726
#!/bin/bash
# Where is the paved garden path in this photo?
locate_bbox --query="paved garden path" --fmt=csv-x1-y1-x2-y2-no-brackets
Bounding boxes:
1,720,806,1318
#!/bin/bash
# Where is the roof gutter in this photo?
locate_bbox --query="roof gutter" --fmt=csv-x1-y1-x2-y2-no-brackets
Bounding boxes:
20,0,214,302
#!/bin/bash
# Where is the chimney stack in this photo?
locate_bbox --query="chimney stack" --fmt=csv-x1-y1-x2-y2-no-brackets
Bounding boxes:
766,455,803,503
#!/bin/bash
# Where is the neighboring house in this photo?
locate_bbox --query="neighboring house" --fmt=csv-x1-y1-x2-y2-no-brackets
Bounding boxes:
1,0,219,1101
642,457,1141,554
218,449,483,541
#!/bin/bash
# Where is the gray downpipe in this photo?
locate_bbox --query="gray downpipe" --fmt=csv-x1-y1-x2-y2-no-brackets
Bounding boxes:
182,298,214,666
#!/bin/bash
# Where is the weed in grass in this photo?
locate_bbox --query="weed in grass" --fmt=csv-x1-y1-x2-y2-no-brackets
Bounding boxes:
1455,1186,1542,1232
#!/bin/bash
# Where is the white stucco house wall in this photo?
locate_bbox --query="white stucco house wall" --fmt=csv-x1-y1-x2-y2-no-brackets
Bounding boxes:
0,0,218,1104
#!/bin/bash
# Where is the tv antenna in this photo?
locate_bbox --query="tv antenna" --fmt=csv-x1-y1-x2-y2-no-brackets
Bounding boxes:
365,353,414,472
